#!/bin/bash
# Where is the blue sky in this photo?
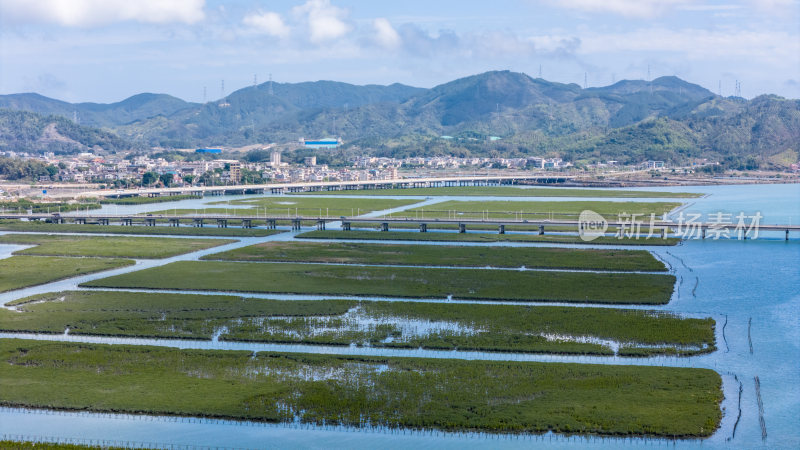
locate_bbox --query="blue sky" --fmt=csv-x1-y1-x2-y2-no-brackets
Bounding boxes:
1,0,798,103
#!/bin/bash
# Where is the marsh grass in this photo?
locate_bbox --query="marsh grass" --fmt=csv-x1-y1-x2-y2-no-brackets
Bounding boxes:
203,241,667,272
0,256,133,293
0,339,723,437
82,261,675,304
1,291,713,356
0,234,235,259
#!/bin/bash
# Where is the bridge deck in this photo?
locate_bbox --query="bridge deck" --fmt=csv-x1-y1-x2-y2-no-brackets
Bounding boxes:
1,213,797,232
78,174,570,199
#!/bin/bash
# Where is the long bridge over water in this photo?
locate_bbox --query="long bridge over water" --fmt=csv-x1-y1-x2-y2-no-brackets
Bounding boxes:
1,212,796,240
80,174,572,198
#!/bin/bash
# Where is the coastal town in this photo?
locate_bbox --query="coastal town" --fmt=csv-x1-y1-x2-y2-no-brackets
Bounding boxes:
2,142,765,190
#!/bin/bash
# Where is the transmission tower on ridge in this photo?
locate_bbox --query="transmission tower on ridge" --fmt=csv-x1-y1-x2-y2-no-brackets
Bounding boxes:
219,80,230,107
268,73,274,95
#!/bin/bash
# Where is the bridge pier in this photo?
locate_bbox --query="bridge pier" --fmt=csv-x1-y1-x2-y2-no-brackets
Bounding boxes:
316,220,326,230
702,228,706,240
539,225,545,235
193,218,204,228
341,222,351,231
498,224,505,234
169,218,180,227
459,223,466,233
266,219,277,230
242,219,252,229
98,218,109,226
75,218,86,225
292,219,302,231
217,219,228,228
381,222,389,232
121,218,133,226
419,223,427,233
787,229,790,241
145,218,156,227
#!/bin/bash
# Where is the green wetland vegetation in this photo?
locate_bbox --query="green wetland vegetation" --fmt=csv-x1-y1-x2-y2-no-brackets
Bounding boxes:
203,241,667,272
1,291,714,356
298,229,680,246
157,196,419,217
0,339,723,437
294,186,701,198
0,200,100,214
403,200,682,220
0,234,235,259
82,261,676,304
0,256,133,293
99,194,202,205
0,220,280,237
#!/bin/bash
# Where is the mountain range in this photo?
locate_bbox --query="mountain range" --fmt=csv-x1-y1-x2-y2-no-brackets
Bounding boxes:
0,71,797,167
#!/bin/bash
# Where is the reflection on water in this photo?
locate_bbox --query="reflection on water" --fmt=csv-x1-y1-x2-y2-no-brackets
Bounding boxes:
0,183,797,449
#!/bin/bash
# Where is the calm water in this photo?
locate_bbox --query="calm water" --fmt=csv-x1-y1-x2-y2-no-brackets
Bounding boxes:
1,183,798,449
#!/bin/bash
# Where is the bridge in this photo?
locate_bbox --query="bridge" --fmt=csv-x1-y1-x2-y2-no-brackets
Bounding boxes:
1,212,796,240
80,174,572,199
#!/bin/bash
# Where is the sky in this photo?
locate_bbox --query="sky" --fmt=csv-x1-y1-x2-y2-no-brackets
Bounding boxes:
0,0,798,103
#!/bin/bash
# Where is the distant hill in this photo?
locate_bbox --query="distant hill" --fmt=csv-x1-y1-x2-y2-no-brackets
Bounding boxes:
1,71,797,167
0,109,135,153
0,92,197,128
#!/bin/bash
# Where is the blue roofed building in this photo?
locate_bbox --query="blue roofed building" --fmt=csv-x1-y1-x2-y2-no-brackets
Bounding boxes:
301,138,340,149
195,148,222,154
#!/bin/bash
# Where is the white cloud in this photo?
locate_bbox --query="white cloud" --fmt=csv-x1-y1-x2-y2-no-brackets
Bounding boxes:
292,0,351,44
243,11,289,38
546,0,691,18
579,28,800,65
372,18,401,49
0,0,205,27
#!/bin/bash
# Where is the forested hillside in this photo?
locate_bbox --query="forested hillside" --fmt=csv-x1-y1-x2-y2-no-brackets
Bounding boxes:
0,109,135,154
0,71,797,166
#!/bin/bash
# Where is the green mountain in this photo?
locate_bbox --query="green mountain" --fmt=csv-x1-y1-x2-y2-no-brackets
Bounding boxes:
0,92,197,128
1,71,797,167
0,109,135,154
